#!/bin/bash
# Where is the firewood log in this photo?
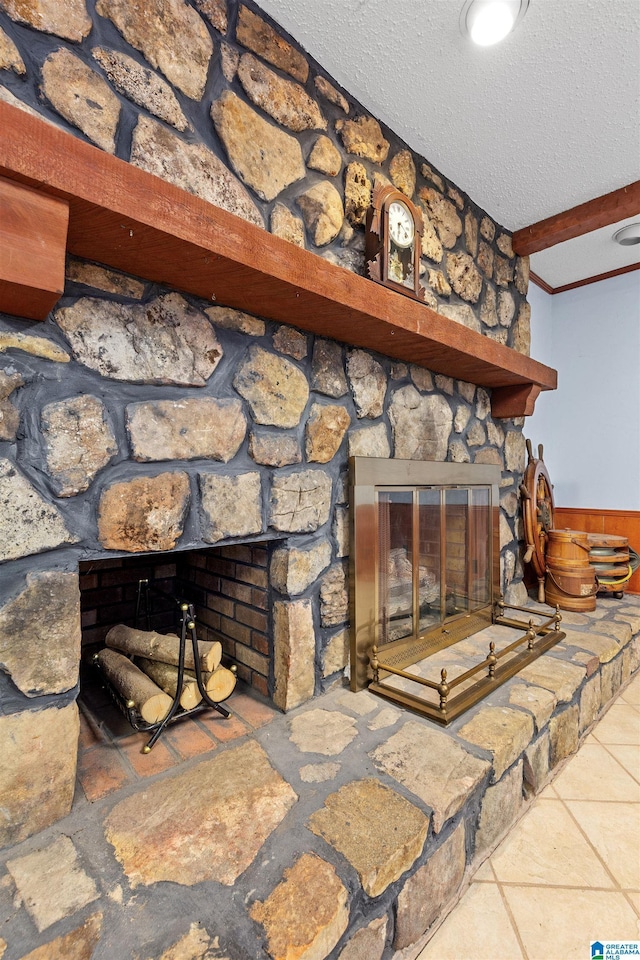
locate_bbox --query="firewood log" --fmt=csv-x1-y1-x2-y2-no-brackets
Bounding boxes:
136,657,202,710
96,648,172,723
106,624,222,673
205,664,237,703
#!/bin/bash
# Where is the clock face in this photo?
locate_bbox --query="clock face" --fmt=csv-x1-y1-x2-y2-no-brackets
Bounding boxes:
388,201,415,249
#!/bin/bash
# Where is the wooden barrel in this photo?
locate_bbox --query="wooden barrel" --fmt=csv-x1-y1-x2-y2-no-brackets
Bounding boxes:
547,529,592,565
546,529,596,611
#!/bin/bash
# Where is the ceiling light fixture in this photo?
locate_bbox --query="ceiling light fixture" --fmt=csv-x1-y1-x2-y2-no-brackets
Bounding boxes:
460,0,530,46
612,223,640,246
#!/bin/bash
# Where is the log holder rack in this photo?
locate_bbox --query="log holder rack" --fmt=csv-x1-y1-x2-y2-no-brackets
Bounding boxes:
94,578,231,752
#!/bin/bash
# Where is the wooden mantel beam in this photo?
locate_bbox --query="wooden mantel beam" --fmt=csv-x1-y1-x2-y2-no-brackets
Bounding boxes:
513,181,640,256
0,101,558,417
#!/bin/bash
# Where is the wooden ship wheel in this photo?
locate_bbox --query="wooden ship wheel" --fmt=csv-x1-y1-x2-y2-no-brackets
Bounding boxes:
520,439,555,602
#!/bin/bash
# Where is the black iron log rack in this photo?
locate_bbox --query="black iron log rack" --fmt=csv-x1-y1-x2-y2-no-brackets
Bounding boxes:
94,579,232,752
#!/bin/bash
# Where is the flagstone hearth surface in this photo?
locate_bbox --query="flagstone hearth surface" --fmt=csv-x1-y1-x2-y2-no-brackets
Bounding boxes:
0,597,639,960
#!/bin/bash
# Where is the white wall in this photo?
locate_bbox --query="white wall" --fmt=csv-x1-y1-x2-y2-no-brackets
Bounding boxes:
527,270,640,510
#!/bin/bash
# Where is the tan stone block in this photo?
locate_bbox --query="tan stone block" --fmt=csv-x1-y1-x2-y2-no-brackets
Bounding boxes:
296,180,345,246
549,704,579,767
0,369,22,440
347,349,386,419
579,674,602,732
131,116,263,227
41,48,120,153
0,571,80,696
446,251,483,303
213,91,306,202
410,366,434,392
421,163,444,191
389,386,453,461
420,212,444,262
333,505,349,559
199,471,262,543
344,162,372,226
394,820,466,949
311,339,347,397
0,703,79,848
512,302,531,356
477,240,494,280
348,423,390,458
151,922,218,960
458,706,534,782
105,740,297,886
273,326,307,360
127,398,246,463
273,599,316,710
98,471,189,552
338,916,387,960
42,395,117,496
289,708,357,755
66,258,145,298
7,835,99,932
269,470,332,533
249,432,302,467
314,75,349,113
601,656,624,706
372,720,490,833
236,5,308,83
518,656,585,703
523,730,550,794
305,403,350,462
0,458,76,562
96,0,213,99
300,762,341,784
234,346,309,427
323,629,349,677
193,0,227,34
238,53,324,132
57,293,222,385
220,40,239,81
93,47,189,132
0,25,24,73
271,541,332,597
418,187,462,249
19,915,102,960
335,115,389,163
270,204,306,248
0,0,90,42
475,760,523,857
389,149,416,198
309,779,429,897
465,211,478,257
251,853,347,960
508,682,557,730
320,563,348,627
515,254,530,294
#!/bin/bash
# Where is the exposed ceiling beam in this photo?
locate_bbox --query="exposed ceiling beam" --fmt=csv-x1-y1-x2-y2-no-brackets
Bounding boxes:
513,181,640,256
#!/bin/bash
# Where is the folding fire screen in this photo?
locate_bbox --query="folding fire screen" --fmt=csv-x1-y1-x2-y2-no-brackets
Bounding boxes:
349,457,564,723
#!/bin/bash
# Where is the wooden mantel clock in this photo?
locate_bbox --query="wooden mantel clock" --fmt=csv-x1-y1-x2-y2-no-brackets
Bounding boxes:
365,183,426,302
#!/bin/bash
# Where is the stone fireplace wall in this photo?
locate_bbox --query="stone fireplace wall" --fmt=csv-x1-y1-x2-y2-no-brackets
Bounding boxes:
0,0,532,845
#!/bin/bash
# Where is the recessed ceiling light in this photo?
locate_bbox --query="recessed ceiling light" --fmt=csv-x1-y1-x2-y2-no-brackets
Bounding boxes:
612,223,640,246
460,0,530,46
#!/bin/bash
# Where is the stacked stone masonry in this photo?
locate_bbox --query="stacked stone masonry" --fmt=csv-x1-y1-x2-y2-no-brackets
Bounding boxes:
0,600,638,959
0,0,534,888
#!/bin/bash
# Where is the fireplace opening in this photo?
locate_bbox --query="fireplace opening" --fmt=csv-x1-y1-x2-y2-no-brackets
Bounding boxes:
78,542,275,745
349,457,566,722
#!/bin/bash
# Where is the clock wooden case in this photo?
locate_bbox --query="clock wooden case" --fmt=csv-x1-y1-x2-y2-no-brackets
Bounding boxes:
365,183,426,302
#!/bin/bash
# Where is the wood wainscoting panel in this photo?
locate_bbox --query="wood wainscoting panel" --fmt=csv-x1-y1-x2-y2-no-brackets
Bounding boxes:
554,508,640,594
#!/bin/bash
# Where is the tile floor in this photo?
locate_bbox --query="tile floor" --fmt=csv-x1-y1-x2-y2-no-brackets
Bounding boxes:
416,674,640,960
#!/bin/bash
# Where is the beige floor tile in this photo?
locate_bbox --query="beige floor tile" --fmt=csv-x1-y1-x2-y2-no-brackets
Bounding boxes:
620,676,640,706
416,882,524,960
502,885,640,960
489,798,614,888
627,889,640,916
553,742,640,802
605,744,640,783
565,800,640,889
592,704,640,746
472,859,495,882
537,783,558,799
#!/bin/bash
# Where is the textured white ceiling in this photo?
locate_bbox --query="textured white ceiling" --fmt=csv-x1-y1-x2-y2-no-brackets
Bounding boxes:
256,0,640,286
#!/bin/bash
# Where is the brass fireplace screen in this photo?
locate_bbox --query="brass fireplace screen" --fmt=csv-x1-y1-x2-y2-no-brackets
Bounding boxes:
349,458,564,723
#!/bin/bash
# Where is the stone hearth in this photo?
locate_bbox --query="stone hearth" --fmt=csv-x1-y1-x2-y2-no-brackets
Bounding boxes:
0,597,638,959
